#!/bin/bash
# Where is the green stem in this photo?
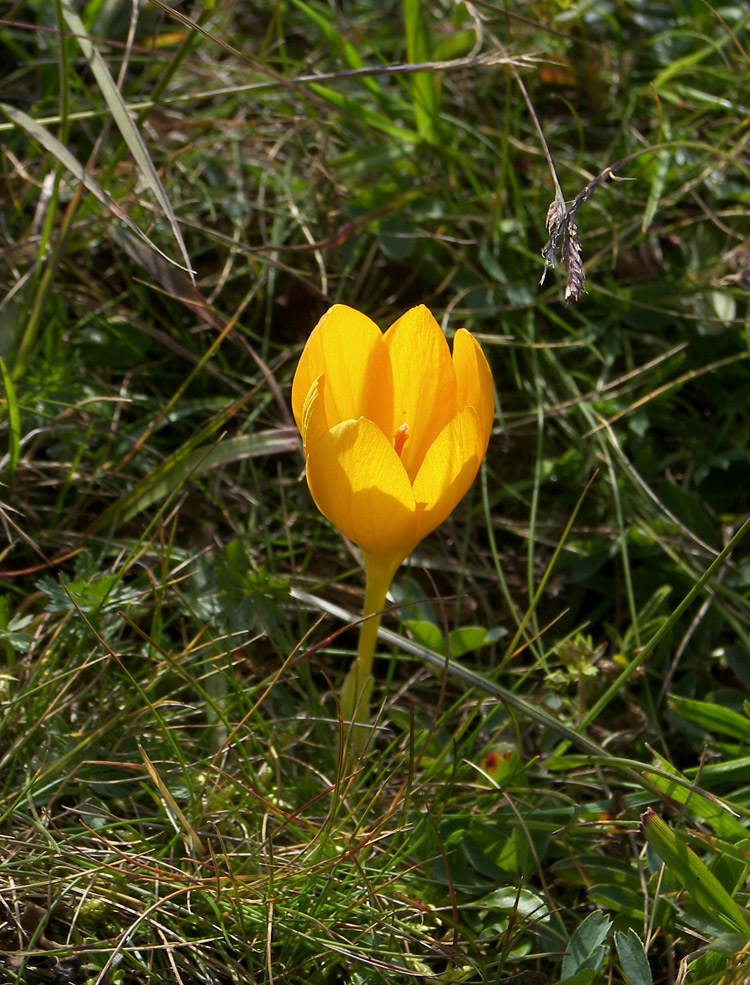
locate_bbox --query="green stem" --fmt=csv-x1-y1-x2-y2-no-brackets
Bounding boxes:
357,559,394,674
339,557,397,755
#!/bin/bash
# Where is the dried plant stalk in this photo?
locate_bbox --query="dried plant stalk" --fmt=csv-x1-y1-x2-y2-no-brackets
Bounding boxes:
515,64,634,303
540,167,625,303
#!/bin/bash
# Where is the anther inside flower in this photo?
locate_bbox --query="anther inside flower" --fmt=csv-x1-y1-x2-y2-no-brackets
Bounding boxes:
292,303,494,579
394,423,410,458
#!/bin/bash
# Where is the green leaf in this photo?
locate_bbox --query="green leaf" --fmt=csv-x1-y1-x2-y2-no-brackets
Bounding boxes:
431,28,475,62
561,910,611,980
287,0,397,107
378,215,417,261
640,809,750,937
589,884,645,921
643,757,747,842
335,140,415,179
685,755,750,787
461,835,508,883
615,929,653,985
682,951,732,985
448,625,489,658
558,970,597,985
642,148,670,233
474,887,548,921
37,573,141,615
404,619,444,651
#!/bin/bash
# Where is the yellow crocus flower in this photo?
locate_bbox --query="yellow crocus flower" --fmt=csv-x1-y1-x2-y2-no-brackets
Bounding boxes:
292,303,494,748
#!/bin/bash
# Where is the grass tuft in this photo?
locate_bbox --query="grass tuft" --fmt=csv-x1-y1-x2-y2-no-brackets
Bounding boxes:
2,0,750,982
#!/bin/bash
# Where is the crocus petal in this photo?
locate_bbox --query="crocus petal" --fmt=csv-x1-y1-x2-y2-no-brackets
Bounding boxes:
291,305,393,436
305,417,418,567
411,406,484,545
453,328,494,452
301,375,329,449
383,305,457,482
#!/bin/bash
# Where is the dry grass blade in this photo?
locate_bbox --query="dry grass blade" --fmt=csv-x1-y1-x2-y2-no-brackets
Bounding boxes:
139,744,206,859
1,102,187,273
61,2,195,282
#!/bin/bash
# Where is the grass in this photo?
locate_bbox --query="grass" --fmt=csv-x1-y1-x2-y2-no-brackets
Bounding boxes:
2,0,750,982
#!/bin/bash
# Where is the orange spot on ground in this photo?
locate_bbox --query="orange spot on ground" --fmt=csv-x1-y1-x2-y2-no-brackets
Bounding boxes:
482,752,499,773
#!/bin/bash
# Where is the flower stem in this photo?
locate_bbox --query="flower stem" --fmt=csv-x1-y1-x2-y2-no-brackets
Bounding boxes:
339,558,397,755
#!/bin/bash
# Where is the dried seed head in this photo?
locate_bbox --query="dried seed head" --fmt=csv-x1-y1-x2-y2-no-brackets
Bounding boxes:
545,197,567,235
562,222,586,303
539,163,626,301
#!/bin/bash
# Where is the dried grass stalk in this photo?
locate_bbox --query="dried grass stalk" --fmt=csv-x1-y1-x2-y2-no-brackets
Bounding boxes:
540,167,625,303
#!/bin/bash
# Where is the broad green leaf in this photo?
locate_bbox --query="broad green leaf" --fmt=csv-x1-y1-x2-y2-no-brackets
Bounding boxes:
448,625,489,658
431,28,475,61
615,929,653,985
561,910,611,979
552,856,638,889
378,215,417,262
641,809,750,937
589,884,645,921
404,619,443,651
475,887,548,921
461,835,508,882
558,971,597,985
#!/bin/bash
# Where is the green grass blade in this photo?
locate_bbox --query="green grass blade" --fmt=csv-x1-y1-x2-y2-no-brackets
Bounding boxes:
0,358,20,483
563,513,750,753
288,0,392,105
0,359,21,485
402,0,439,142
502,472,598,670
641,808,750,937
291,588,729,805
307,82,419,141
60,2,195,282
642,147,670,233
669,695,750,743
